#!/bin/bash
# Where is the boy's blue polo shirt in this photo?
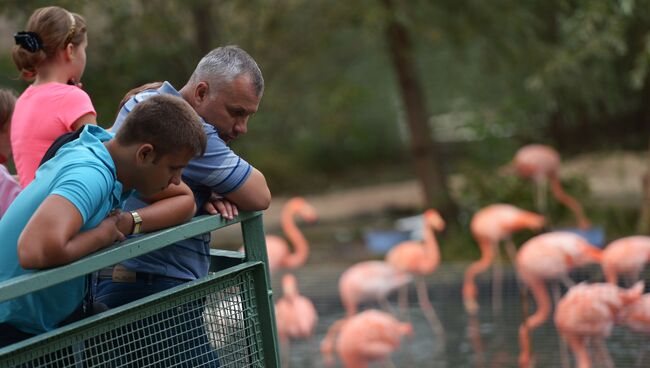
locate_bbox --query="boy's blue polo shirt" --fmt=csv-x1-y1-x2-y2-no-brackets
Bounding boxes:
0,125,130,334
111,82,252,280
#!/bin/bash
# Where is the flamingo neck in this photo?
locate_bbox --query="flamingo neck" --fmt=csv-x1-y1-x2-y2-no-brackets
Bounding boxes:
549,174,591,229
422,220,441,263
281,204,309,269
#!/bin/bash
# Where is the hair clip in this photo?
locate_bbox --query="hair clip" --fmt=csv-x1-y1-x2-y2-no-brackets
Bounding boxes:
14,31,43,53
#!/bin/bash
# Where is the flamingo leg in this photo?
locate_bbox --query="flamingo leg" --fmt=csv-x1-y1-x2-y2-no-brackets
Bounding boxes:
281,338,291,368
492,242,503,317
467,315,486,368
534,177,549,217
415,277,446,350
593,338,613,368
504,238,518,265
396,285,410,321
551,283,571,368
565,334,591,368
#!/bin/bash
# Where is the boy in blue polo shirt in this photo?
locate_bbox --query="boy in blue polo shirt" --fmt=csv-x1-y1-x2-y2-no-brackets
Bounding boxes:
0,94,207,347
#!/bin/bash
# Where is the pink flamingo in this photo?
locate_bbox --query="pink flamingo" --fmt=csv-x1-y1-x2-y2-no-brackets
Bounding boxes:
274,273,318,367
322,262,411,364
338,261,412,317
385,209,445,340
323,309,412,368
242,197,317,274
513,144,591,230
516,232,603,368
601,236,650,285
554,282,643,368
463,204,545,315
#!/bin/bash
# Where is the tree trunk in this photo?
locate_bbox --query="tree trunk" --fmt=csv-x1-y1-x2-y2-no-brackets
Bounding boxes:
638,138,650,234
381,0,457,217
190,0,216,57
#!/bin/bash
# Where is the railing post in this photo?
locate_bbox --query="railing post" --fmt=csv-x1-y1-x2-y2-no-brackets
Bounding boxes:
241,213,280,367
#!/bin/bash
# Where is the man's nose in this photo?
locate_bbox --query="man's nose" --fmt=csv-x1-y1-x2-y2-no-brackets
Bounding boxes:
170,174,181,186
235,119,248,135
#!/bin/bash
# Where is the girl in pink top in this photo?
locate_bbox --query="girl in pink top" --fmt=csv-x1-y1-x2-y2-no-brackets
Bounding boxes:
0,89,20,218
11,6,96,187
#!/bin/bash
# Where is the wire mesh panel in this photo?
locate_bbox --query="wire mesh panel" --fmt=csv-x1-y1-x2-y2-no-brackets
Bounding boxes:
0,264,266,368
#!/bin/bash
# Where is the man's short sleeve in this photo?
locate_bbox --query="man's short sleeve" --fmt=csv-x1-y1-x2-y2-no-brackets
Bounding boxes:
182,129,252,195
50,164,113,224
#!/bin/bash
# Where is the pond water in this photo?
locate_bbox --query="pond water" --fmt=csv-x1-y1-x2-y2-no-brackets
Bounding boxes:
270,263,650,368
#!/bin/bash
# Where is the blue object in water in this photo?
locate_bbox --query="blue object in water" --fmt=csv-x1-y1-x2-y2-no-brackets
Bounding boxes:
363,230,411,254
553,226,606,248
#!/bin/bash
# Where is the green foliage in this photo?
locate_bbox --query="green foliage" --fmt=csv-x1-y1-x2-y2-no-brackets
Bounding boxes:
0,0,648,196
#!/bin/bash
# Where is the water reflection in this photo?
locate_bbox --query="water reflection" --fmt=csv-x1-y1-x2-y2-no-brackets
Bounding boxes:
269,263,650,368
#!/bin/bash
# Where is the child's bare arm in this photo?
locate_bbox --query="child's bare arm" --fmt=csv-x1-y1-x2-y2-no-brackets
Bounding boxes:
18,195,125,269
114,181,197,236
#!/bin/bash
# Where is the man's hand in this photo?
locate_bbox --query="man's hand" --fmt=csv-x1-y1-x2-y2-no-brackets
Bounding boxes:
203,193,238,220
98,212,127,244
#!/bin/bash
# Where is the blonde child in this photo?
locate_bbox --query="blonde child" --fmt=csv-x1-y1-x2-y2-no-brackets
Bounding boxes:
12,6,96,187
0,89,19,218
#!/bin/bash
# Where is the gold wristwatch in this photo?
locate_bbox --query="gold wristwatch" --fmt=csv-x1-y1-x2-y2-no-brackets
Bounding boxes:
130,211,143,235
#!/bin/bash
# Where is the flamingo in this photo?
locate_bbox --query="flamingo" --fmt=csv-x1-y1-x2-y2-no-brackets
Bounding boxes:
321,262,411,365
554,282,644,368
513,144,591,230
385,209,445,340
323,309,412,368
463,204,545,315
516,231,603,368
274,273,318,367
241,197,317,274
601,236,650,286
338,260,412,317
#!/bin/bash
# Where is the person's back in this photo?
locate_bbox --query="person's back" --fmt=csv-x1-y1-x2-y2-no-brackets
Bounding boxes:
0,94,206,348
11,6,96,187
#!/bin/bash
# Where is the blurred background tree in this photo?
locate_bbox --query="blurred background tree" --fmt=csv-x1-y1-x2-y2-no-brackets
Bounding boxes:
0,0,648,226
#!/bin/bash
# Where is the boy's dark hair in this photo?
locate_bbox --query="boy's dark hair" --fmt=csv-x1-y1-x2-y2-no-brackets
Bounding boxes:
115,94,207,159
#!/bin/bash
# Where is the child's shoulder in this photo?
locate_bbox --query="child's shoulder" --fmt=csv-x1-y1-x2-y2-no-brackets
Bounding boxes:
20,83,91,107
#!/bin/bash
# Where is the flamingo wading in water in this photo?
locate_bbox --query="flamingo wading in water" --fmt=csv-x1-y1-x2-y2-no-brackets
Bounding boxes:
554,282,643,368
275,273,318,367
242,197,317,275
601,236,650,286
462,204,545,315
326,309,412,368
385,209,446,341
516,231,602,368
513,144,591,230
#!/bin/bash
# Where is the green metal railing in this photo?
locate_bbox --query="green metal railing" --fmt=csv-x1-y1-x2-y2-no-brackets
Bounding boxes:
0,212,280,368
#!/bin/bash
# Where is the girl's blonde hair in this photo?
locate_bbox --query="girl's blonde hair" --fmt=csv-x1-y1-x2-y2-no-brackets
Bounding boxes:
12,6,87,81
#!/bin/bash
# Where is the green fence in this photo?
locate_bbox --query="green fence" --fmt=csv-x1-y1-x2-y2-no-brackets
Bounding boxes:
0,212,280,368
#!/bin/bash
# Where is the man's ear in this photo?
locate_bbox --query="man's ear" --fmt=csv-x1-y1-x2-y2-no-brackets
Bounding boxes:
195,82,209,104
136,143,156,164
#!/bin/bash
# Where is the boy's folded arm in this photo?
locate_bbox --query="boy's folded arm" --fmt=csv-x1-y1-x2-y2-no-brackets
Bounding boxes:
121,180,196,235
18,195,124,269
